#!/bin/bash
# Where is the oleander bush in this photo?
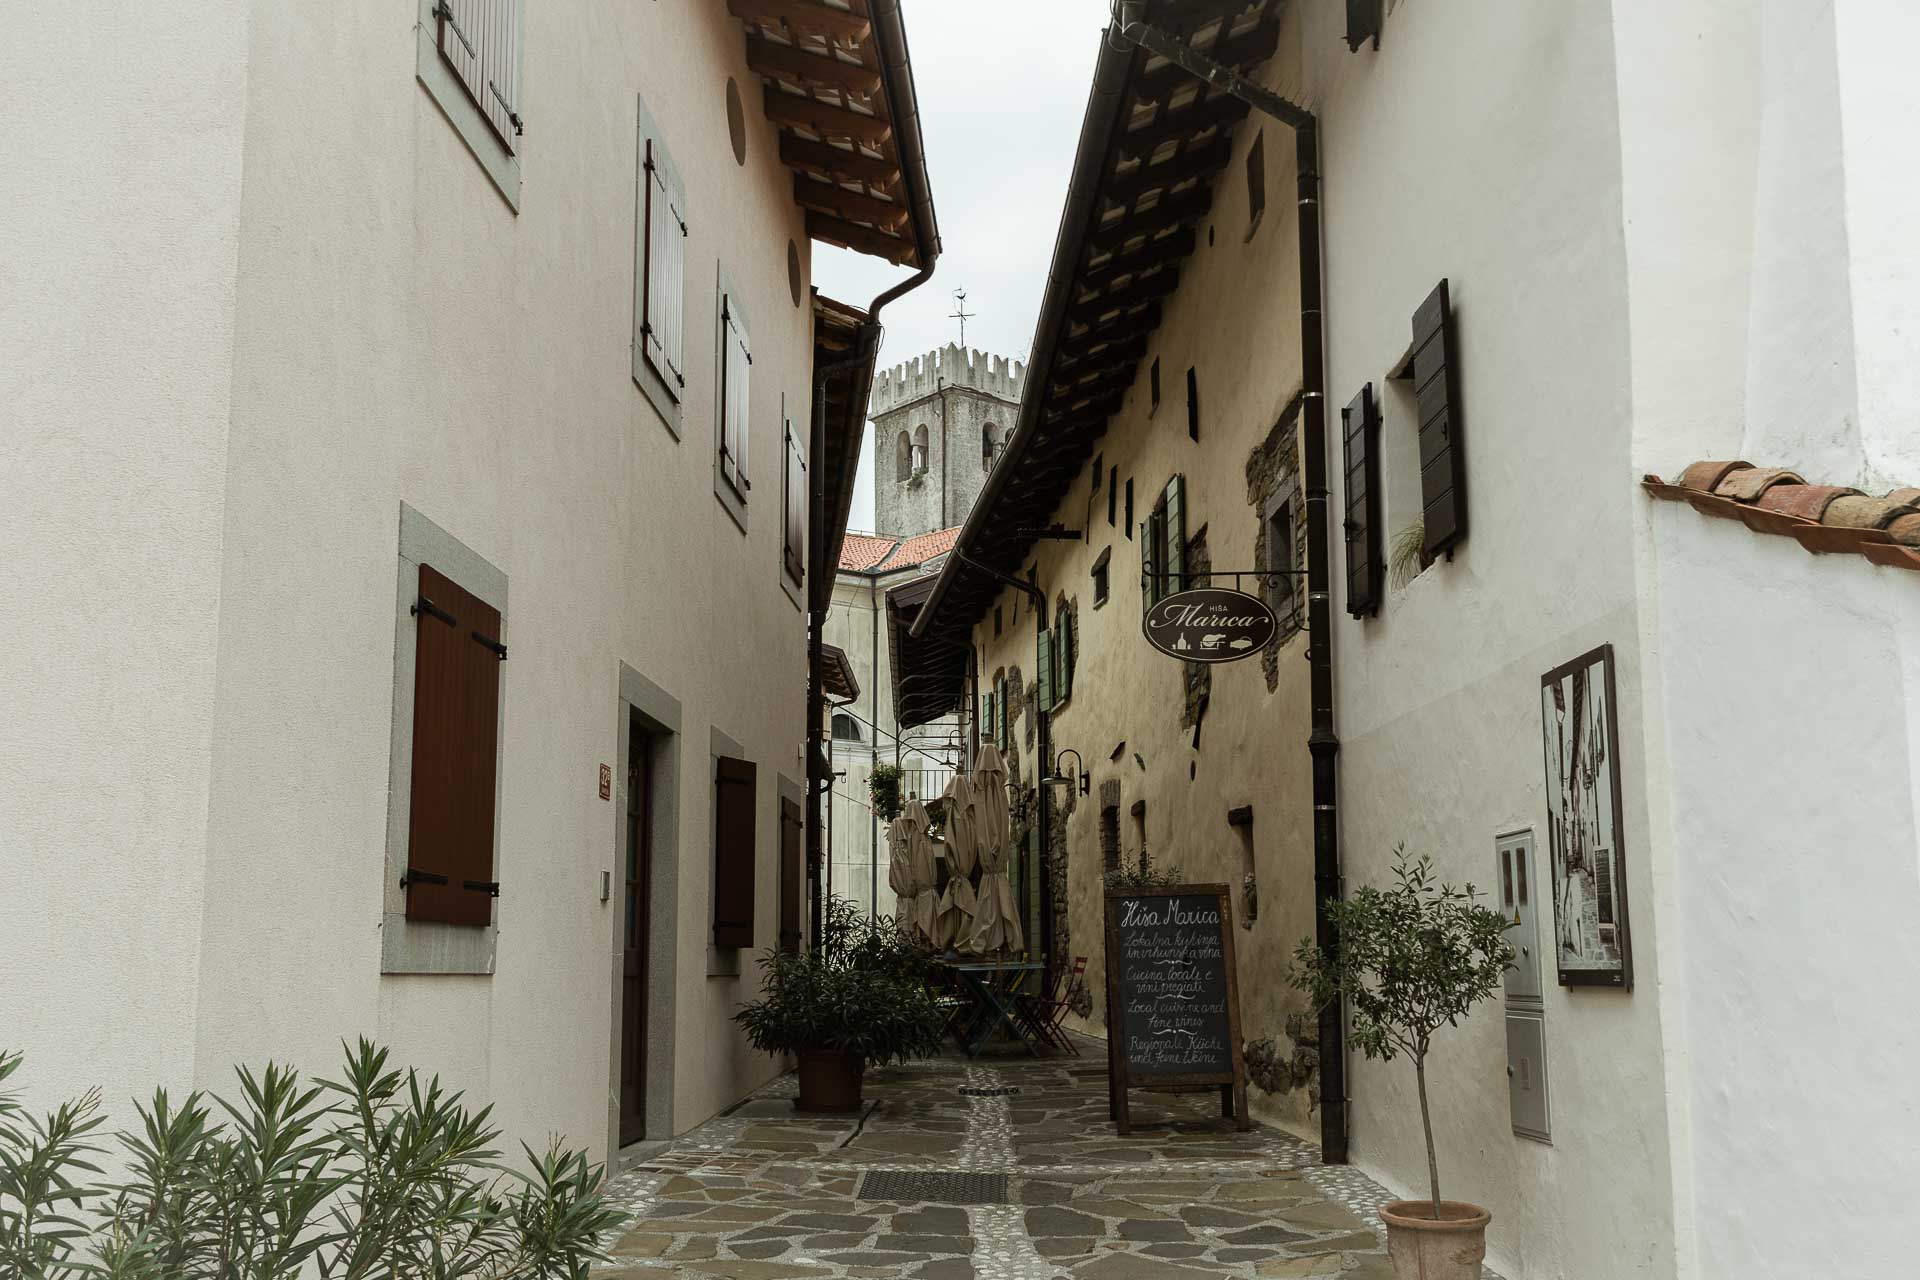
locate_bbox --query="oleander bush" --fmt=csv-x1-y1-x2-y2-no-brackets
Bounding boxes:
0,1039,624,1280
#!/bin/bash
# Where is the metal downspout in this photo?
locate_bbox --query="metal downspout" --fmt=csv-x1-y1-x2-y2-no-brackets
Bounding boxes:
1111,3,1347,1164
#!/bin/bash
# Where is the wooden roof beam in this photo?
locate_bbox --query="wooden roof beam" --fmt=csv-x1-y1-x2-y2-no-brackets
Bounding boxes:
1070,303,1163,348
747,36,883,95
1053,335,1149,381
728,0,871,45
806,211,914,264
764,86,892,146
779,134,899,190
1103,140,1231,205
1086,188,1213,256
1136,17,1277,101
1082,229,1198,288
1118,93,1249,161
1070,268,1181,323
794,175,908,230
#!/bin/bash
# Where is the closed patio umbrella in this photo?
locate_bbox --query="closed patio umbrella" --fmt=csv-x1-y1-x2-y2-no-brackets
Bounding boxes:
902,798,941,944
886,812,915,923
936,772,980,951
967,744,1024,955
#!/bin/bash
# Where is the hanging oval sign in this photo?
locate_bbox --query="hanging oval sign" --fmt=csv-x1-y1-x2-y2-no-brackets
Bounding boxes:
1142,586,1278,663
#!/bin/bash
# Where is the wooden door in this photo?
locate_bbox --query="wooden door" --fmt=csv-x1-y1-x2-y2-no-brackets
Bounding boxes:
619,720,652,1145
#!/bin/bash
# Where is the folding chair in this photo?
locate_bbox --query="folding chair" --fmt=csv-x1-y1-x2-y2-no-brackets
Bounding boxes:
1021,956,1088,1055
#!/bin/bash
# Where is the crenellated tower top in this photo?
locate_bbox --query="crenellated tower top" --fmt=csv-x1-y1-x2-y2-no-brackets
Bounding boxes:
870,344,1027,419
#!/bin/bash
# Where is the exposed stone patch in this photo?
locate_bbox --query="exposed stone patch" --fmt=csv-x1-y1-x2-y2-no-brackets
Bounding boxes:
1244,394,1306,693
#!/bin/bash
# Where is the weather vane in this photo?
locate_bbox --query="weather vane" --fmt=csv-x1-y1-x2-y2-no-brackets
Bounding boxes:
950,288,975,347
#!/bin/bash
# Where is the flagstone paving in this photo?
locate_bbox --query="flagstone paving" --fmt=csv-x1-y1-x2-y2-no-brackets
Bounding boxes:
598,1045,1498,1279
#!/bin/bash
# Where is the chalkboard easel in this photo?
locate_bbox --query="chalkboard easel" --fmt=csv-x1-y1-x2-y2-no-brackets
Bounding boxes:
1103,883,1249,1134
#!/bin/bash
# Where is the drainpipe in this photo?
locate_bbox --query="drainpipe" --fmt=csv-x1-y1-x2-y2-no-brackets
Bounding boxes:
871,572,881,919
953,548,1054,979
1111,1,1346,1164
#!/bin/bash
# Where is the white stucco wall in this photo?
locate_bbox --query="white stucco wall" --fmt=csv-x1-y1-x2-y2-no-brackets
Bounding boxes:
1302,1,1677,1275
4,0,817,1161
0,0,253,1123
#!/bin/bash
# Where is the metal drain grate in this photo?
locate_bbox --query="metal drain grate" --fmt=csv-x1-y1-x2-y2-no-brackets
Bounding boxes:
957,1085,1020,1097
857,1170,1009,1205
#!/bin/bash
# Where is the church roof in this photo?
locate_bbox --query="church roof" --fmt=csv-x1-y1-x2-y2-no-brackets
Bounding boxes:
837,525,962,574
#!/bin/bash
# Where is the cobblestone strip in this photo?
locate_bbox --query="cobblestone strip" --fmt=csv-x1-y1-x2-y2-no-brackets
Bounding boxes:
955,1063,1014,1171
954,1065,1051,1280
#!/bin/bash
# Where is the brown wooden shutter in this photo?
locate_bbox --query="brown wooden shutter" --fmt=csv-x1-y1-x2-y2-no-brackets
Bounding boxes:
783,420,806,584
405,563,503,927
1411,279,1466,556
778,796,803,954
438,0,522,153
713,755,757,948
1342,383,1382,617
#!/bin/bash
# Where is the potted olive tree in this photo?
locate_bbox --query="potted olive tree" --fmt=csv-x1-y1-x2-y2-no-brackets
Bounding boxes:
734,897,946,1112
1292,851,1514,1280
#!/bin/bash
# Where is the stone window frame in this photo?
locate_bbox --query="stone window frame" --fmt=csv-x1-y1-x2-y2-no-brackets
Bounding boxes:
383,503,508,975
414,0,522,212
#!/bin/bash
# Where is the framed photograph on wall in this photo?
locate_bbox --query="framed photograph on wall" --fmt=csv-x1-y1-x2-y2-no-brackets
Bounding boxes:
1540,643,1632,989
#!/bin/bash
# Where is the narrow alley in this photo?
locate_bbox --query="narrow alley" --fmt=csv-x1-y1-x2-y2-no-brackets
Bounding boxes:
597,1043,1431,1280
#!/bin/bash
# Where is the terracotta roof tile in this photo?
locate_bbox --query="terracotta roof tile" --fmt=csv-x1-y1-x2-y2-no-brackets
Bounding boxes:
1645,460,1920,576
1715,466,1804,502
837,525,964,574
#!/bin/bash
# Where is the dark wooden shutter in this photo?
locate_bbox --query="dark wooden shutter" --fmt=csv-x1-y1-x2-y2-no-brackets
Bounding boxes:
777,796,802,954
713,756,757,948
1342,383,1382,617
438,0,522,152
1411,279,1466,556
997,680,1009,749
783,420,806,584
1346,0,1383,51
1057,614,1074,701
405,563,503,927
1140,507,1159,604
641,134,687,396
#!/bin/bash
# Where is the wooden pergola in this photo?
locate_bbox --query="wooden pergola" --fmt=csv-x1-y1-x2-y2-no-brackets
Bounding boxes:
729,0,931,268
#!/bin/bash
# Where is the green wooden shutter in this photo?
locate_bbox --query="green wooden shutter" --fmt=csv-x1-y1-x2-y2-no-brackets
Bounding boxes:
1164,475,1186,592
1057,614,1074,701
1036,624,1054,712
1140,515,1159,604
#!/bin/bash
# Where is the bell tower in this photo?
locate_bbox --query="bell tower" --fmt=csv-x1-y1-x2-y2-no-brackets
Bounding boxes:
868,344,1026,539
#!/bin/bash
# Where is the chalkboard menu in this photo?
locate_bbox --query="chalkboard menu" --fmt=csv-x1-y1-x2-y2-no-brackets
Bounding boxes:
1103,883,1249,1134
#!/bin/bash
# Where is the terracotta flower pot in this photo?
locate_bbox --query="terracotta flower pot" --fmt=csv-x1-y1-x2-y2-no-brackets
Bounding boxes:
794,1049,865,1113
1379,1200,1491,1280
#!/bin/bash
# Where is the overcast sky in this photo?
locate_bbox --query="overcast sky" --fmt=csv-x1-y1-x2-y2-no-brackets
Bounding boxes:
816,0,1112,534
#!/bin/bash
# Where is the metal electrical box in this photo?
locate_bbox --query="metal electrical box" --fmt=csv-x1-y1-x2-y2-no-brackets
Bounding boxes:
1497,830,1550,1143
1504,1010,1551,1142
1497,831,1543,1002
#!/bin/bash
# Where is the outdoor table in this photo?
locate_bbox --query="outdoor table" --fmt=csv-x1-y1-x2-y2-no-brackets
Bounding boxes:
939,959,1048,1057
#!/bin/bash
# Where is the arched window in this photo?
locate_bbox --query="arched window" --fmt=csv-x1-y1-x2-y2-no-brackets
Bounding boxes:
831,712,861,742
982,424,998,470
912,424,929,474
895,431,912,482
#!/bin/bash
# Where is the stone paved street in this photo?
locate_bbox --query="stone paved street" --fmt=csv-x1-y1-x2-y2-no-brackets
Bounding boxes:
597,1042,1486,1280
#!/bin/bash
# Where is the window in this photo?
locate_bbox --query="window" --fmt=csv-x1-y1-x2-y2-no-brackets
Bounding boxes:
1092,456,1103,494
715,277,752,527
1108,465,1118,527
1342,383,1383,617
402,562,505,928
635,99,687,430
1150,357,1162,413
1124,478,1134,538
896,431,912,482
912,423,929,474
1245,130,1266,241
416,0,523,206
830,712,861,742
1140,475,1186,606
994,605,1003,638
1403,278,1467,557
1267,501,1297,630
1091,545,1111,608
1040,598,1074,708
713,755,757,948
983,424,999,471
981,688,996,745
998,677,1010,749
1186,367,1200,441
782,412,806,589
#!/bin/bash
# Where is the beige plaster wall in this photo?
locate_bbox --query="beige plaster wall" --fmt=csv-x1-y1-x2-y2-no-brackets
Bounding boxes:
965,30,1319,1137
